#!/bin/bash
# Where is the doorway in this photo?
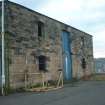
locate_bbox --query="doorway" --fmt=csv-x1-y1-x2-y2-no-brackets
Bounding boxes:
61,31,72,80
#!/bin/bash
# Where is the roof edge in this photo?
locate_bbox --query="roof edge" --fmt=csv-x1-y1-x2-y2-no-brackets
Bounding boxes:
1,0,93,37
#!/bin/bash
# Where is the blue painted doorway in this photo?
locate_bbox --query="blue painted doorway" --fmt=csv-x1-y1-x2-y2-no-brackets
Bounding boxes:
62,31,72,80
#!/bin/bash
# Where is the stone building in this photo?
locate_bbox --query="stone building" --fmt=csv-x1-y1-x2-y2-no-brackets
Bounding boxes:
95,58,105,73
0,0,94,92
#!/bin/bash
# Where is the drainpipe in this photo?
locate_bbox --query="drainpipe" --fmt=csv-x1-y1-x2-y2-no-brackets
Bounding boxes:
1,0,5,96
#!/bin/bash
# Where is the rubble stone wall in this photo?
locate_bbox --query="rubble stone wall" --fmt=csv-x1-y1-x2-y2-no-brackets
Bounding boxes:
3,1,94,88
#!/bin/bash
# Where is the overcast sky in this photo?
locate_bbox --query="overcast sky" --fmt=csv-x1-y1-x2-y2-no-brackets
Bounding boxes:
3,0,105,58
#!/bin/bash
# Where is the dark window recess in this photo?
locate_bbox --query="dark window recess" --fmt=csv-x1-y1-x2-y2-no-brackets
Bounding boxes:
14,48,23,55
81,58,87,69
38,55,47,72
81,37,85,47
38,21,44,37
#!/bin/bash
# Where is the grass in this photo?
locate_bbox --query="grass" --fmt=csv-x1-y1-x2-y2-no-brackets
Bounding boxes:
90,74,105,81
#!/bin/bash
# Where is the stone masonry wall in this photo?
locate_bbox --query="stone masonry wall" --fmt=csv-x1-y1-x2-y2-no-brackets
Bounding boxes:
7,2,63,88
5,1,94,89
70,28,94,79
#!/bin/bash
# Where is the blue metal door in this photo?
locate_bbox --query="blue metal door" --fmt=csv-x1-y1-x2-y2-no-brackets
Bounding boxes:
62,31,72,80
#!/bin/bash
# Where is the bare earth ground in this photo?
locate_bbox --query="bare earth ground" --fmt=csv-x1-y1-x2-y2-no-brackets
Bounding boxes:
0,81,105,105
